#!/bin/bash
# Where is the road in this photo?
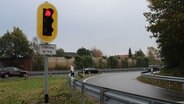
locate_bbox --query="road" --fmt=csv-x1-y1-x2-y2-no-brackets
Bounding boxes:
84,71,184,103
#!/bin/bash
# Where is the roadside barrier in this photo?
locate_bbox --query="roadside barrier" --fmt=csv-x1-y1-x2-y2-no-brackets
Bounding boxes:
141,73,184,91
68,74,180,104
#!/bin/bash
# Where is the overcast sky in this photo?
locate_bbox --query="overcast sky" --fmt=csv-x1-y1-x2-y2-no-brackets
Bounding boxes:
0,0,157,56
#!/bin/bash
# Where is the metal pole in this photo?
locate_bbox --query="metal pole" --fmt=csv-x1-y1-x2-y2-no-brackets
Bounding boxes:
44,55,49,103
100,88,105,104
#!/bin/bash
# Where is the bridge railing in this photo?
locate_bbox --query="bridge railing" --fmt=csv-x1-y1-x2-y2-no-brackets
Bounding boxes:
69,77,180,104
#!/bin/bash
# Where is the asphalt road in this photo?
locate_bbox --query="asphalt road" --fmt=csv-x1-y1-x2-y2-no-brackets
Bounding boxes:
84,71,184,103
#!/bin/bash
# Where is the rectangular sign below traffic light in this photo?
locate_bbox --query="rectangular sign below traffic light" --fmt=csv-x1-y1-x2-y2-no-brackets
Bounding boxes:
39,44,56,55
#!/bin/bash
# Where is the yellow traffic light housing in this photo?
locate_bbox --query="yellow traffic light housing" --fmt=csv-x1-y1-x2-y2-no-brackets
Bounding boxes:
37,2,57,43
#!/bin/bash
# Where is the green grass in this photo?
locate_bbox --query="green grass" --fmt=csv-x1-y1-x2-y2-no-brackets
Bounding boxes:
0,76,98,104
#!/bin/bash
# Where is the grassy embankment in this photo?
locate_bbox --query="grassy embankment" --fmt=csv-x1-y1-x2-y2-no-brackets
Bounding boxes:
0,74,98,104
137,68,184,91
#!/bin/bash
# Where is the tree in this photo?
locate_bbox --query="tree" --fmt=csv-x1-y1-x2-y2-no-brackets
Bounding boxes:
144,0,184,68
56,48,64,57
82,56,94,68
121,57,128,68
76,47,91,56
74,56,83,69
107,56,118,68
0,27,33,58
90,47,103,57
147,47,161,65
74,56,94,69
31,37,41,55
75,47,94,69
134,49,145,57
136,57,148,67
98,58,107,69
128,48,132,58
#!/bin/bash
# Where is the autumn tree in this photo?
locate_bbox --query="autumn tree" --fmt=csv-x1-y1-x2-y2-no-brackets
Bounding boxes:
90,47,103,57
144,0,184,68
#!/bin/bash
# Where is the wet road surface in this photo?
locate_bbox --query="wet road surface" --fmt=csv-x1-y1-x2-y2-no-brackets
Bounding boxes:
84,71,184,103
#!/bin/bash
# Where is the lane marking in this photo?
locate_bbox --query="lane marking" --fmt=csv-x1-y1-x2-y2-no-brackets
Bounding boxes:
83,76,96,82
83,74,109,83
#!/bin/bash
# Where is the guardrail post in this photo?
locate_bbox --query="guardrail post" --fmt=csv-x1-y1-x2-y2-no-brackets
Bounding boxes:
100,88,107,104
72,79,75,89
68,76,71,87
158,79,160,87
168,81,171,89
80,83,84,104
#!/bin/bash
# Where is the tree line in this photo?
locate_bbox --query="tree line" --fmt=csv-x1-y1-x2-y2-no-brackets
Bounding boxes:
0,27,162,70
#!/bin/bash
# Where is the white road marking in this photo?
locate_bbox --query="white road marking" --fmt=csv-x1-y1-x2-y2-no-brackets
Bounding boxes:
83,76,96,82
83,74,109,83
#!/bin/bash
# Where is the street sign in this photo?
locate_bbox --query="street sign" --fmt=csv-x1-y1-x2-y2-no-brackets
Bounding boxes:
39,44,56,55
37,2,57,43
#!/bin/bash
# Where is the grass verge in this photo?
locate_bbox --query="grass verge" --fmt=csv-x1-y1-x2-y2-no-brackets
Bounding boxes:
0,75,98,104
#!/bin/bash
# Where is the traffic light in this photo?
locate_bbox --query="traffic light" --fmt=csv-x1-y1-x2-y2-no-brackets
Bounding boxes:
43,8,54,36
37,2,57,43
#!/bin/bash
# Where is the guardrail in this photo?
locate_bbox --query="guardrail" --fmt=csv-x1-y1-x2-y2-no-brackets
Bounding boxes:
29,70,70,75
72,80,180,104
98,68,145,73
29,68,145,76
141,74,184,83
141,73,184,91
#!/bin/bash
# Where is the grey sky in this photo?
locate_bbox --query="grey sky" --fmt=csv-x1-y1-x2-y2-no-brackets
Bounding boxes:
0,0,157,55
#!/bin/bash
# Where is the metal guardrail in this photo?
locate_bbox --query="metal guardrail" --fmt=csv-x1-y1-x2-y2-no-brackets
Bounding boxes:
29,68,145,76
141,72,184,92
141,74,184,83
29,70,71,75
72,80,180,104
98,68,145,73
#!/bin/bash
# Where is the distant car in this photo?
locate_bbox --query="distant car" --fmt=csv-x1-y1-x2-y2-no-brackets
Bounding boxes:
82,68,100,74
147,65,161,74
0,67,28,78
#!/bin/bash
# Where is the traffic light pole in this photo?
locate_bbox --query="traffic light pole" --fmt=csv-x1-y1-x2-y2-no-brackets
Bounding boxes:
37,2,57,103
44,54,49,103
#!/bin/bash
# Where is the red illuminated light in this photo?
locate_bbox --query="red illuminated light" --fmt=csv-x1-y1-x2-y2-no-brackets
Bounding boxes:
44,9,52,17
